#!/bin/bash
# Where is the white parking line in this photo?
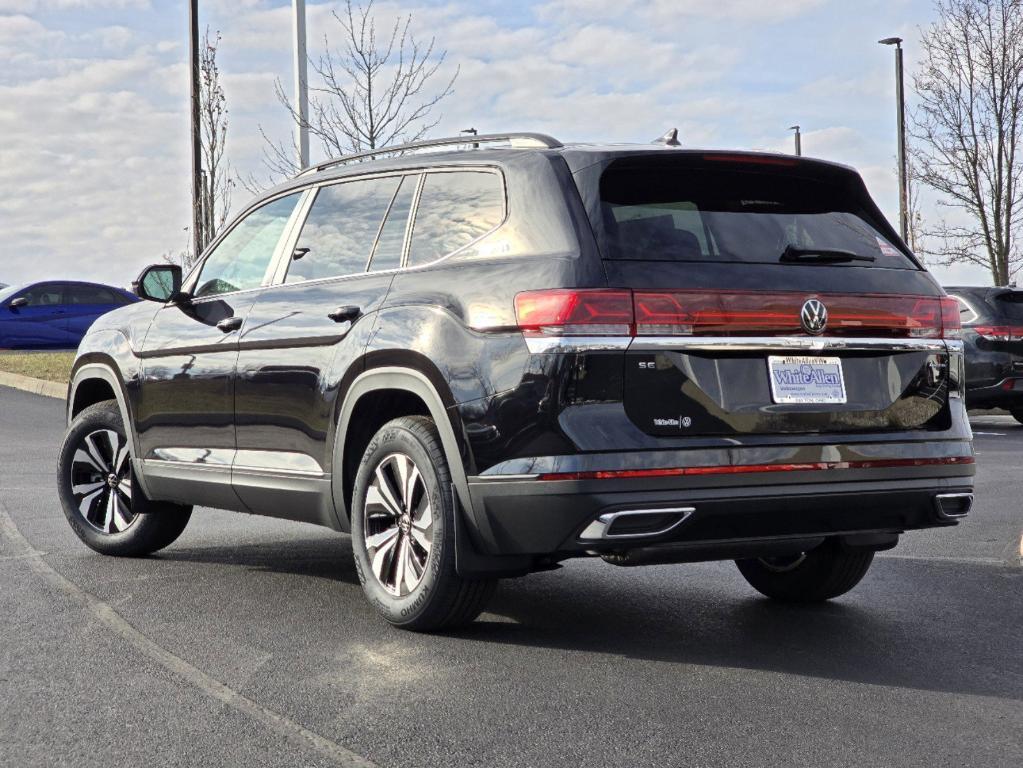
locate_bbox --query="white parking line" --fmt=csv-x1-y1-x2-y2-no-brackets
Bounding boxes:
882,553,1007,566
0,502,378,768
973,431,1007,436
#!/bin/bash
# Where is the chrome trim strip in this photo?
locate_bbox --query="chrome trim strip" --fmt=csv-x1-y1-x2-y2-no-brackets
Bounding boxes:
629,336,949,352
145,449,324,476
524,335,951,354
579,506,696,540
140,458,232,475
524,336,633,354
231,466,326,478
150,447,234,465
468,473,541,482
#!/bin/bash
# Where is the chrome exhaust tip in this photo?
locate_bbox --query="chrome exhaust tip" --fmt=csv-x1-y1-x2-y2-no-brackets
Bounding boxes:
579,507,695,540
933,492,973,520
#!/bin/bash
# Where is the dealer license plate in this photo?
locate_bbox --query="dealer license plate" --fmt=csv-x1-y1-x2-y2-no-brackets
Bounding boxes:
767,356,847,404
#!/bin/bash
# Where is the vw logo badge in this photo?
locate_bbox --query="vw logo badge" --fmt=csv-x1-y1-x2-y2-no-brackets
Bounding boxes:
800,298,828,335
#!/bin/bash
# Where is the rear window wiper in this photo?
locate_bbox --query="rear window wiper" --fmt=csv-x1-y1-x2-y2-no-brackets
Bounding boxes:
779,246,876,264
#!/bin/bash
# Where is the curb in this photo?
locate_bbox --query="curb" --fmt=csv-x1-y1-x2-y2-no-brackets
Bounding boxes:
0,371,66,400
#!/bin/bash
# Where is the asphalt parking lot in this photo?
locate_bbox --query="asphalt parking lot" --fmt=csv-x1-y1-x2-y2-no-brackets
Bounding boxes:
1,386,1021,768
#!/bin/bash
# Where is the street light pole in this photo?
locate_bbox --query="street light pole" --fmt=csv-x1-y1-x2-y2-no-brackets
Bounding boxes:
789,125,802,156
293,0,310,169
188,0,203,259
879,37,909,243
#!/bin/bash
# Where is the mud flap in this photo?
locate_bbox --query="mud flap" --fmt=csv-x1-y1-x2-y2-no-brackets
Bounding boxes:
452,486,532,579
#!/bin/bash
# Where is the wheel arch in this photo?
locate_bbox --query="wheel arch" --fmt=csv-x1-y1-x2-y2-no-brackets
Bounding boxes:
332,366,472,530
67,359,153,499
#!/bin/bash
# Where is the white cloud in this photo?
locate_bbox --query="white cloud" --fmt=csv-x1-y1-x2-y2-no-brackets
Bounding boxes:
0,0,997,289
0,0,149,10
540,0,827,23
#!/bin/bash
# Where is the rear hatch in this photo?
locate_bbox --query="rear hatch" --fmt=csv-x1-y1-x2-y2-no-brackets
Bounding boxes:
586,153,959,437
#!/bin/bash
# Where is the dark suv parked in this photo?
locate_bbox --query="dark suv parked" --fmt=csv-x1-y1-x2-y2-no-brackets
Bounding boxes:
944,285,1023,421
59,133,974,631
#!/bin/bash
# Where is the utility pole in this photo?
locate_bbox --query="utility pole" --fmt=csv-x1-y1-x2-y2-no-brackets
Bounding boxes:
293,0,310,169
789,125,802,156
879,37,909,243
189,0,203,259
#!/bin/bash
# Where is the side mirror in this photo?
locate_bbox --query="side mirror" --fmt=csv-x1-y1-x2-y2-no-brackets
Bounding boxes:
133,264,183,303
8,297,27,309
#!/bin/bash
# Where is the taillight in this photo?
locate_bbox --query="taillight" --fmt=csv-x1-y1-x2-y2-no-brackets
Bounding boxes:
513,290,961,339
632,291,961,339
938,297,962,340
514,289,634,336
972,325,1023,341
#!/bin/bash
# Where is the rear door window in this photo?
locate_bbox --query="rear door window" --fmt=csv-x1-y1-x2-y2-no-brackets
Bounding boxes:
66,284,124,305
599,163,916,269
407,171,504,267
287,176,399,283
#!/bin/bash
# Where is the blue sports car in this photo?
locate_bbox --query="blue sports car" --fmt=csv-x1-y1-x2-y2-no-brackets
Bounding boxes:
0,280,138,350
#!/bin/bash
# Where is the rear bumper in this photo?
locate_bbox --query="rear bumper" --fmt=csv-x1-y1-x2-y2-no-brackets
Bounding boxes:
464,449,975,558
967,378,1023,409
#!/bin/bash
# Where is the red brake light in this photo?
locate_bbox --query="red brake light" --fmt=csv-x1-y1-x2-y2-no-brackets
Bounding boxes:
513,291,960,339
701,153,800,167
514,289,634,336
972,325,1023,342
632,291,961,339
938,297,962,339
537,455,974,481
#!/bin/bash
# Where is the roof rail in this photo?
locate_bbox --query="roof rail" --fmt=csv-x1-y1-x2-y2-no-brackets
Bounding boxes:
297,132,563,176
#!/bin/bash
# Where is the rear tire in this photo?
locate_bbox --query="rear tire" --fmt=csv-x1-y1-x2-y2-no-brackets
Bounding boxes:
351,415,496,631
735,539,873,602
58,400,192,556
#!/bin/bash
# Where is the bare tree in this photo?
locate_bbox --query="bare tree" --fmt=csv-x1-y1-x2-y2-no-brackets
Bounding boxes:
911,0,1023,285
197,28,232,258
906,155,926,254
248,0,457,187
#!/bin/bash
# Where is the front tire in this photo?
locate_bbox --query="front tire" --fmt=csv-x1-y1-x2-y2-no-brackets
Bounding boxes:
351,416,495,631
58,400,192,556
735,539,874,602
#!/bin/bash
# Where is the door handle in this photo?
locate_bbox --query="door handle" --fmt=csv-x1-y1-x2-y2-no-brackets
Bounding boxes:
216,316,243,333
327,305,361,323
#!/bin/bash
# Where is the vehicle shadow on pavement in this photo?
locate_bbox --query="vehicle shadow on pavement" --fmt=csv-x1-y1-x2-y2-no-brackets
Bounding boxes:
140,532,1022,702
456,558,1023,702
157,536,362,587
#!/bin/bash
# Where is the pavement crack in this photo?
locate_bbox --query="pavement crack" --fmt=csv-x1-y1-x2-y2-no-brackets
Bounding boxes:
0,501,379,768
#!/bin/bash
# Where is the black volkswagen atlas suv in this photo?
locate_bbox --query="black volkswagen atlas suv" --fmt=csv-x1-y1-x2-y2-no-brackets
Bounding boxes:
58,133,975,631
945,285,1023,421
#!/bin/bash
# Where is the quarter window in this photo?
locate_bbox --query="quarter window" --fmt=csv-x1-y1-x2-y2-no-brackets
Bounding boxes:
407,171,504,267
194,193,302,298
287,176,399,283
954,297,978,325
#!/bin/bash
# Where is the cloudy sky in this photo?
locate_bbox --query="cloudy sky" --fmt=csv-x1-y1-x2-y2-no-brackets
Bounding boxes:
0,0,990,289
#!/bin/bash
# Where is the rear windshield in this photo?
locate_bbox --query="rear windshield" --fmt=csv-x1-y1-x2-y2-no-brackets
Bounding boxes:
992,291,1023,320
598,164,916,269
